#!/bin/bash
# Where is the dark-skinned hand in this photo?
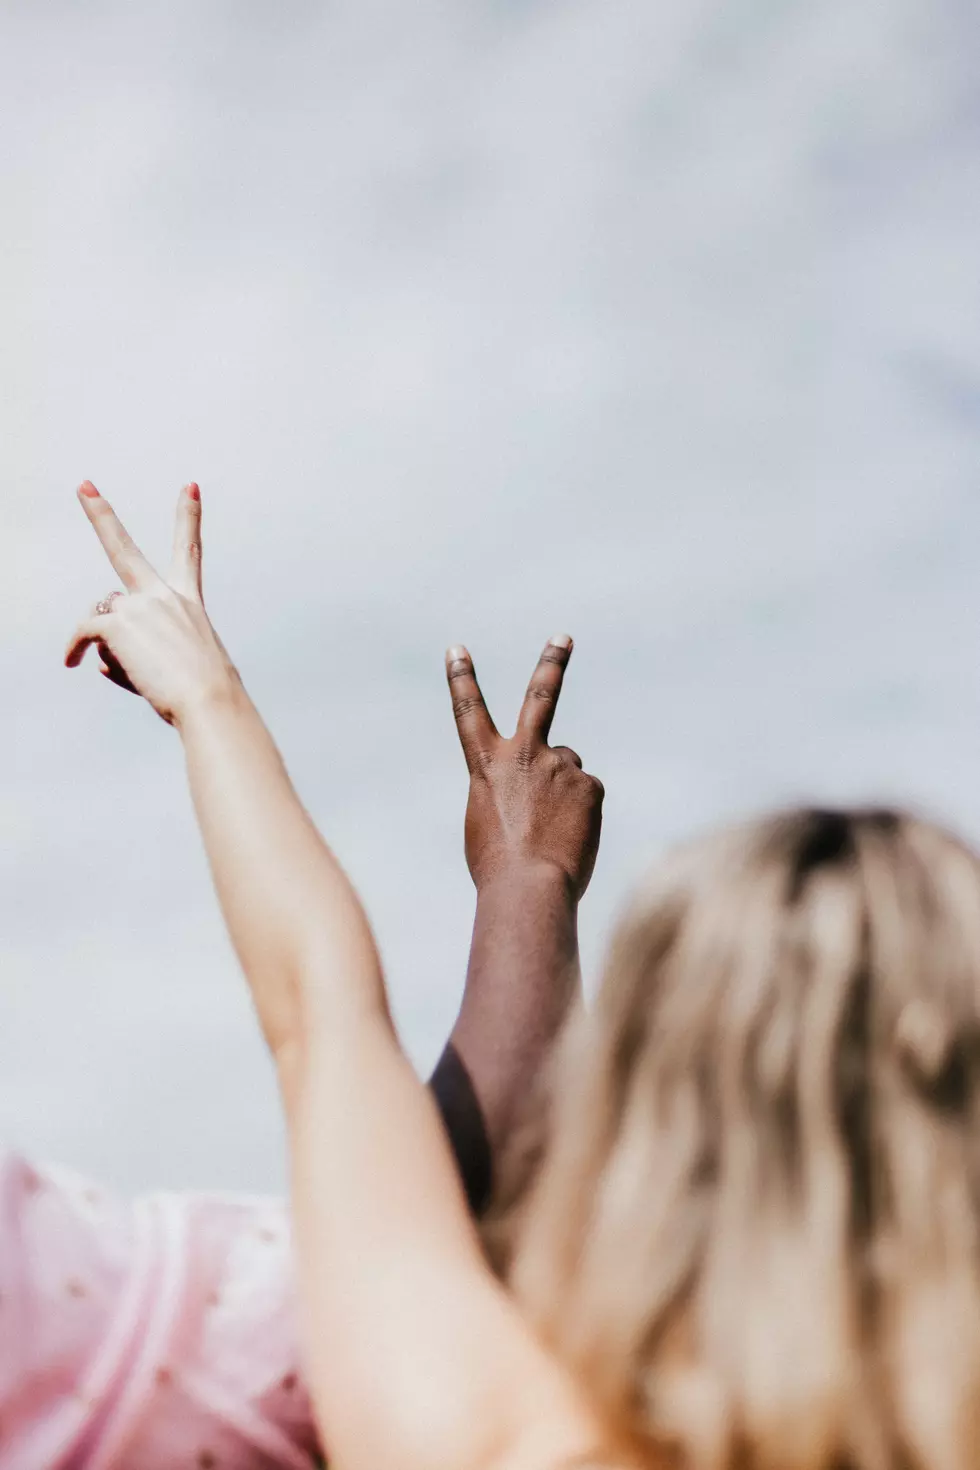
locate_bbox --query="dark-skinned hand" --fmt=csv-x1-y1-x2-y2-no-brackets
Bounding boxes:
446,636,603,901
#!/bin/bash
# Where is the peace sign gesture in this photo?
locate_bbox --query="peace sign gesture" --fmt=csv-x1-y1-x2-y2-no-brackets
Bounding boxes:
447,638,604,899
65,481,240,726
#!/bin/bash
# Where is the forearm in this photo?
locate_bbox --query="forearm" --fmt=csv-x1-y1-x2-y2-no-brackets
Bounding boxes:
178,684,388,1063
431,863,580,1208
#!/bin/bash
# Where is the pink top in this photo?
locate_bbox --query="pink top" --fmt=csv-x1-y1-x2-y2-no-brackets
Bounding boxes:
0,1152,321,1469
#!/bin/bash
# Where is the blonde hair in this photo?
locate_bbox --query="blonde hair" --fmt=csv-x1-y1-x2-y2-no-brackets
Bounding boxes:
485,808,980,1470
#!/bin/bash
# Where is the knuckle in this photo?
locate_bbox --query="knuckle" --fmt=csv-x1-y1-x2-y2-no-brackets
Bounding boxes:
528,682,556,706
452,694,485,724
515,742,537,771
472,745,496,776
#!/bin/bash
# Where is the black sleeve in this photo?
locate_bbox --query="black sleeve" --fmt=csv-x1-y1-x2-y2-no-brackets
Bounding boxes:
427,1041,493,1216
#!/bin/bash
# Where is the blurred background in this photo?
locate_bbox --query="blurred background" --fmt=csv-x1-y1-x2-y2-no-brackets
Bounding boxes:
2,0,979,1193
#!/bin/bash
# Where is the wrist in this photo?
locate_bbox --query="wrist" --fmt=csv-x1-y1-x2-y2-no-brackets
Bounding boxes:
173,667,250,735
473,858,577,903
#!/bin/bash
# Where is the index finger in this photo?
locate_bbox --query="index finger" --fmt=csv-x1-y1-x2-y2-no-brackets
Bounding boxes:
516,634,573,744
77,483,161,592
446,646,498,773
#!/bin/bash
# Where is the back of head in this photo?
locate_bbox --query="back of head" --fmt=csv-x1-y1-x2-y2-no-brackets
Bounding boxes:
486,808,980,1470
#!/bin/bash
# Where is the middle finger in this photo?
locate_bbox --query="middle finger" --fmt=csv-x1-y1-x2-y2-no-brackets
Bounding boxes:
516,635,573,745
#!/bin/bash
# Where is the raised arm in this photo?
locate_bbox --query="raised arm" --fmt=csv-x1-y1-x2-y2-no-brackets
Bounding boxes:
88,517,600,1219
66,485,610,1470
431,643,602,1211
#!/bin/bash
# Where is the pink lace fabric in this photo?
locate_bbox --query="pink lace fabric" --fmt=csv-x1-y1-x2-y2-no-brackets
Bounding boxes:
0,1152,321,1469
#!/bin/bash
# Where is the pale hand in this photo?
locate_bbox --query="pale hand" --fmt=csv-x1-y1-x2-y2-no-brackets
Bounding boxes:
64,482,240,726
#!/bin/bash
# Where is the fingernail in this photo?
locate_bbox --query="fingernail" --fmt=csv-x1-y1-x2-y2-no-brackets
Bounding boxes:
78,481,100,499
548,633,573,650
446,645,469,664
186,482,200,501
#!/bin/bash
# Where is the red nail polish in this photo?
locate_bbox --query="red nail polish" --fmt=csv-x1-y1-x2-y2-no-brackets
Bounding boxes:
78,482,100,499
187,483,200,501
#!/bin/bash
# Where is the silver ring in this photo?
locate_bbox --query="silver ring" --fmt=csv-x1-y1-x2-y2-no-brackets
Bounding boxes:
95,591,123,616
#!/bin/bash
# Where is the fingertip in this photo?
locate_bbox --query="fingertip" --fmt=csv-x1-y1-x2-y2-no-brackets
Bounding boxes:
185,482,201,502
548,633,573,651
78,481,100,500
446,644,470,668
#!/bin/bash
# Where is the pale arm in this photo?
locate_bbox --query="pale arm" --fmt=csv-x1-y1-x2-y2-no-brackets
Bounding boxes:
179,688,600,1470
65,486,607,1470
180,685,385,1061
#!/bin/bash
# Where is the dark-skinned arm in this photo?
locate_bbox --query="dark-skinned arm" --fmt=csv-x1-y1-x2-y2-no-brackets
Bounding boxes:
428,639,603,1213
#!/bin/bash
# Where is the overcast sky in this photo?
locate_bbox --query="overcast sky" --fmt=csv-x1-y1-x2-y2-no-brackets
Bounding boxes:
2,0,979,1195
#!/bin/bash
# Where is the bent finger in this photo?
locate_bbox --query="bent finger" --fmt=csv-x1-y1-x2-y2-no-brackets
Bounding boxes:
65,616,113,668
169,482,204,600
551,745,583,769
77,484,161,593
446,646,498,772
517,634,573,744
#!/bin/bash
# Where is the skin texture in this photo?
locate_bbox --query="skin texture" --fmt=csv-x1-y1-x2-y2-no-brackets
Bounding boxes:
79,483,603,1217
66,483,619,1470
